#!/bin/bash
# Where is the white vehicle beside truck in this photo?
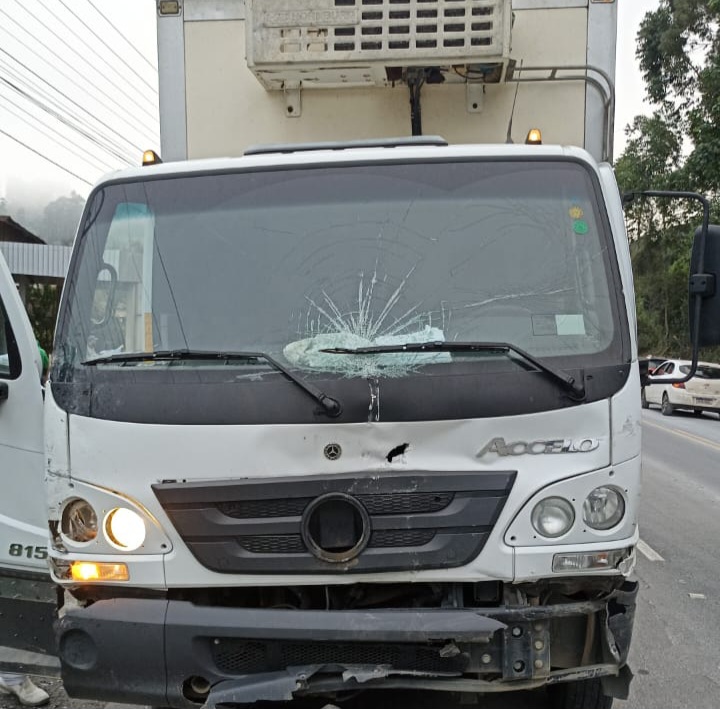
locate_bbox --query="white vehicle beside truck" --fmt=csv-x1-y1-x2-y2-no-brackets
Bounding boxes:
642,359,720,417
2,1,720,708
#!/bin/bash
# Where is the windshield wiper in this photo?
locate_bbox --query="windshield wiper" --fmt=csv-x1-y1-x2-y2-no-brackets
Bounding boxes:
320,341,585,399
82,349,342,417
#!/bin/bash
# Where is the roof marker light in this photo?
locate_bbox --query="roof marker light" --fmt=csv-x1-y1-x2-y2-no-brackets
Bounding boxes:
525,128,543,145
142,150,163,166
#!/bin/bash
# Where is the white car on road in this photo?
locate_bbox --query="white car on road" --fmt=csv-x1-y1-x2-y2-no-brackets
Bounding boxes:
642,359,720,417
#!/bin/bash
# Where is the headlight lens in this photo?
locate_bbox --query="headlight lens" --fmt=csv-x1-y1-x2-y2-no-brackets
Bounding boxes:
531,497,575,538
104,508,146,551
61,499,98,542
583,486,625,530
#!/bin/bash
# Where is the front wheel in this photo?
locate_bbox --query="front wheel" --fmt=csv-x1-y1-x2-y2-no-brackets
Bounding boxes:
641,388,649,409
661,393,675,416
549,679,613,709
694,409,704,417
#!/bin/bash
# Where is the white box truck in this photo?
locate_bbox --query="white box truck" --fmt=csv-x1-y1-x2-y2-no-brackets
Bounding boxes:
1,1,720,707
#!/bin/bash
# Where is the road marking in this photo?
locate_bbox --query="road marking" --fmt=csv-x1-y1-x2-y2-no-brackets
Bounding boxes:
637,539,665,562
642,418,720,452
688,593,706,600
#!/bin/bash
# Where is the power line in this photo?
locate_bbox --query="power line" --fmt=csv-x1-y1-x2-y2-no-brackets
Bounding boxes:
0,126,93,186
0,73,134,166
56,0,158,97
0,53,139,162
0,89,117,173
0,6,158,141
11,0,159,128
0,55,134,162
0,70,133,165
0,15,157,147
0,45,148,157
87,0,158,73
38,0,158,109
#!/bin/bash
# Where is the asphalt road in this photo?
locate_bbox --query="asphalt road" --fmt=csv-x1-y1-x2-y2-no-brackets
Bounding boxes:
10,407,720,709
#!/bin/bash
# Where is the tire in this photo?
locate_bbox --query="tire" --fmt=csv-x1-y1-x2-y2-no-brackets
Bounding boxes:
548,679,613,709
694,409,704,417
661,393,675,416
641,388,649,409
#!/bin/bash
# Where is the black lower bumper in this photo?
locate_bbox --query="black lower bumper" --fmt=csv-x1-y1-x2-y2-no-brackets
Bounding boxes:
57,581,638,708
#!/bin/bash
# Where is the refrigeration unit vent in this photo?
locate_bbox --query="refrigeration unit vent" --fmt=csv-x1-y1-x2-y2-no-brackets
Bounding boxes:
245,0,512,89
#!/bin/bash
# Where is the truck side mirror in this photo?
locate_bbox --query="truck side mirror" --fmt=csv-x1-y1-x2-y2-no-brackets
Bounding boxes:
624,190,713,384
690,224,720,347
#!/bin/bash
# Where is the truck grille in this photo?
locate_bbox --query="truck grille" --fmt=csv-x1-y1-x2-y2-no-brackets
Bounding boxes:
218,491,453,519
154,471,515,574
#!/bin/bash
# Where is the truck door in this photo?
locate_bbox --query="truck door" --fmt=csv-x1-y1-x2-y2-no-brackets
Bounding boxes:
0,252,56,659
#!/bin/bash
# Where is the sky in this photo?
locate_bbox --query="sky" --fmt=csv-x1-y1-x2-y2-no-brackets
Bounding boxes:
0,0,660,211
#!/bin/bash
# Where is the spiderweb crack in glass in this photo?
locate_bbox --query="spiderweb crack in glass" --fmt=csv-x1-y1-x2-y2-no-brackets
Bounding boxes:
284,266,453,377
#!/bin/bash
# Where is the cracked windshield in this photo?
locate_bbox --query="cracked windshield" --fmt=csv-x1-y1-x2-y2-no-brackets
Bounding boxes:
63,160,617,378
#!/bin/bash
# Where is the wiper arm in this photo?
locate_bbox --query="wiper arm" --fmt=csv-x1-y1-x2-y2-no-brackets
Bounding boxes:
82,349,342,417
321,341,585,399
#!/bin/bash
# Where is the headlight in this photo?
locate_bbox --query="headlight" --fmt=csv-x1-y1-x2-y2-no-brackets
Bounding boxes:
583,486,625,530
61,499,98,542
104,508,146,551
531,497,575,538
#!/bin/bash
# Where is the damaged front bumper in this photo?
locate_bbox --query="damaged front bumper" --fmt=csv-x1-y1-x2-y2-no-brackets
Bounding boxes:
57,580,638,707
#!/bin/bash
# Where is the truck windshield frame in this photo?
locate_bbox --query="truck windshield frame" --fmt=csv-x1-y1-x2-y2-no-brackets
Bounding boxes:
50,156,631,425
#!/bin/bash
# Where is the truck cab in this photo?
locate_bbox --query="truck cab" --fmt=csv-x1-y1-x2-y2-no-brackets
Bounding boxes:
2,136,641,708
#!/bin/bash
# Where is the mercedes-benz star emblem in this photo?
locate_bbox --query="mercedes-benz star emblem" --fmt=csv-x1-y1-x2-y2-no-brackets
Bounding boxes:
324,443,342,461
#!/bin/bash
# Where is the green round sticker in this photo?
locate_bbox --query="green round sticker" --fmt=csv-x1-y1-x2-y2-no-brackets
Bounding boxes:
573,220,589,235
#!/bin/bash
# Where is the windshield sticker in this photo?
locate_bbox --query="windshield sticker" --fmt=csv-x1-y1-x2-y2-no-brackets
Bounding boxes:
556,314,586,336
568,206,584,219
532,314,587,336
573,220,589,235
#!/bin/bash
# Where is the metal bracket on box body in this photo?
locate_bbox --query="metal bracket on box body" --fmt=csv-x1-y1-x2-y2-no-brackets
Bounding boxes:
466,83,484,113
284,82,302,118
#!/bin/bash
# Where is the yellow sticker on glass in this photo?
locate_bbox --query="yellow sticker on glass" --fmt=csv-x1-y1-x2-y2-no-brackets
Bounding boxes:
569,206,584,219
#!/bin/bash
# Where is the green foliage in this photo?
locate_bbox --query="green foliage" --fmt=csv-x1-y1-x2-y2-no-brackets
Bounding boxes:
25,283,60,355
620,0,720,359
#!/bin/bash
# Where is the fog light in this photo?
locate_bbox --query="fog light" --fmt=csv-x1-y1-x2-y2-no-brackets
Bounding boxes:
531,497,575,538
583,486,625,530
104,508,146,551
61,499,98,542
553,548,632,573
70,561,129,582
